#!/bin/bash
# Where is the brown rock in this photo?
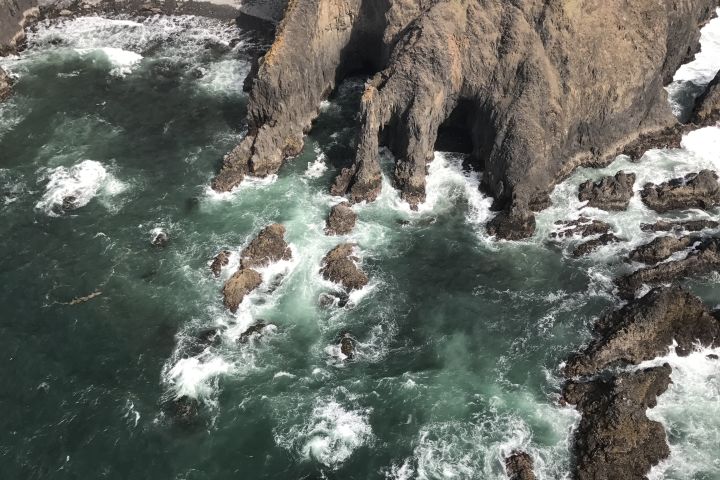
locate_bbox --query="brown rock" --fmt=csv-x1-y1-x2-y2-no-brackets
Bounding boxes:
487,206,536,240
617,237,720,298
692,71,720,126
640,219,719,233
572,233,621,257
320,243,368,291
564,364,672,480
325,202,357,235
578,171,636,211
620,125,685,161
222,269,262,313
505,451,536,480
641,170,720,213
240,223,292,269
565,287,720,377
628,235,695,264
210,250,231,277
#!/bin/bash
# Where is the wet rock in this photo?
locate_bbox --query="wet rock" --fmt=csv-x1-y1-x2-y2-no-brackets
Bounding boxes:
222,268,262,313
628,235,695,264
165,395,200,426
641,170,720,213
640,219,719,233
185,326,226,357
61,195,79,212
692,71,720,126
240,223,292,269
0,67,11,101
578,171,636,211
551,217,612,239
572,233,621,257
325,202,357,236
320,243,368,291
151,230,169,247
505,451,536,480
58,9,72,17
620,124,685,160
338,332,355,359
616,237,720,299
564,364,672,480
210,250,231,277
487,207,536,241
318,291,349,309
238,322,270,343
565,287,720,377
707,353,719,360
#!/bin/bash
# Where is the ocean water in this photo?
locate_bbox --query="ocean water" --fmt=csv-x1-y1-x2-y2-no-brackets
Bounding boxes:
0,12,718,480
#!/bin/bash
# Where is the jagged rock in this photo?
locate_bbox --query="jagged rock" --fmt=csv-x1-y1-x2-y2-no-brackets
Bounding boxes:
238,322,270,343
692,71,720,126
214,0,715,240
640,219,719,233
487,206,536,240
565,287,720,377
151,230,169,247
578,171,636,211
185,326,226,357
240,223,292,269
620,124,686,161
572,233,621,257
551,217,611,239
0,0,38,55
0,67,11,101
61,195,79,212
320,243,368,291
564,364,672,480
641,170,720,213
617,237,720,298
628,235,695,264
505,451,536,480
210,250,231,277
325,202,357,235
338,332,355,359
222,268,262,313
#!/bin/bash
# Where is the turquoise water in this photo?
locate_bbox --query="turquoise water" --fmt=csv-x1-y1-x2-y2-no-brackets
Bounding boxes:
0,13,718,480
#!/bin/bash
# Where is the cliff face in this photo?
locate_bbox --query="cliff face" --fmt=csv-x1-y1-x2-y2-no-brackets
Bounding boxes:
213,0,717,237
0,0,38,55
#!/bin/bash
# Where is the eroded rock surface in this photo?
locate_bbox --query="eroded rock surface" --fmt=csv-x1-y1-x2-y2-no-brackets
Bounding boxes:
505,451,536,480
214,0,716,239
641,170,720,213
551,217,611,239
223,268,262,313
0,0,37,55
565,287,720,377
617,237,720,298
564,365,672,480
628,235,695,264
572,233,621,257
692,71,720,126
320,243,368,291
640,219,719,233
210,250,231,277
325,202,357,235
578,171,636,211
238,322,272,343
240,223,292,269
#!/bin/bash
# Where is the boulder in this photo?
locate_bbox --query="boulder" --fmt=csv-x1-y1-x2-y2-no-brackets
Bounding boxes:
565,287,720,378
564,365,672,480
240,223,292,269
185,326,226,357
210,250,231,277
617,237,720,298
641,170,720,213
222,268,262,313
505,451,536,480
164,395,200,426
628,235,695,264
640,219,719,233
578,171,636,211
325,202,357,235
320,243,368,291
572,233,621,257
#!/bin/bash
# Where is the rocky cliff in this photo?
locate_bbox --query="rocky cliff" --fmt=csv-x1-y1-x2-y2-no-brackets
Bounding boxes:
0,0,37,54
213,0,718,238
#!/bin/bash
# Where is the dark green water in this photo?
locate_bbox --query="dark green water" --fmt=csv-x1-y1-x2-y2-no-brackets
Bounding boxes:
0,14,718,480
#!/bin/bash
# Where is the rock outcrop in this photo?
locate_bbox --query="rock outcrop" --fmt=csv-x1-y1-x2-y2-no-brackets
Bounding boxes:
641,170,720,213
239,223,292,269
617,237,720,298
338,331,355,359
551,217,611,239
0,0,37,55
572,233,621,257
505,451,536,480
214,0,716,239
210,250,231,277
578,171,636,211
628,235,695,264
325,202,357,235
692,71,720,126
565,287,720,377
640,219,719,233
223,268,262,313
564,364,672,480
320,243,368,291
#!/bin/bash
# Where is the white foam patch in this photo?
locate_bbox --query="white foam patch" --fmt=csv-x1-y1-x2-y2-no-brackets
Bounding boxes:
165,356,233,400
278,399,373,468
304,151,328,179
203,174,279,201
35,160,125,216
673,8,720,85
75,47,143,77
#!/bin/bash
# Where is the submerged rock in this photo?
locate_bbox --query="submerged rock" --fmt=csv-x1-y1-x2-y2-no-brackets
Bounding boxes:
551,217,611,239
628,235,695,264
185,326,226,357
565,287,720,377
164,395,200,426
320,243,368,291
617,237,720,298
151,230,169,248
240,223,292,269
505,451,536,480
325,202,357,236
641,170,720,213
338,332,355,359
222,268,262,313
210,250,231,277
238,322,271,343
578,171,636,211
572,233,621,257
564,364,672,480
213,0,715,240
640,219,719,233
